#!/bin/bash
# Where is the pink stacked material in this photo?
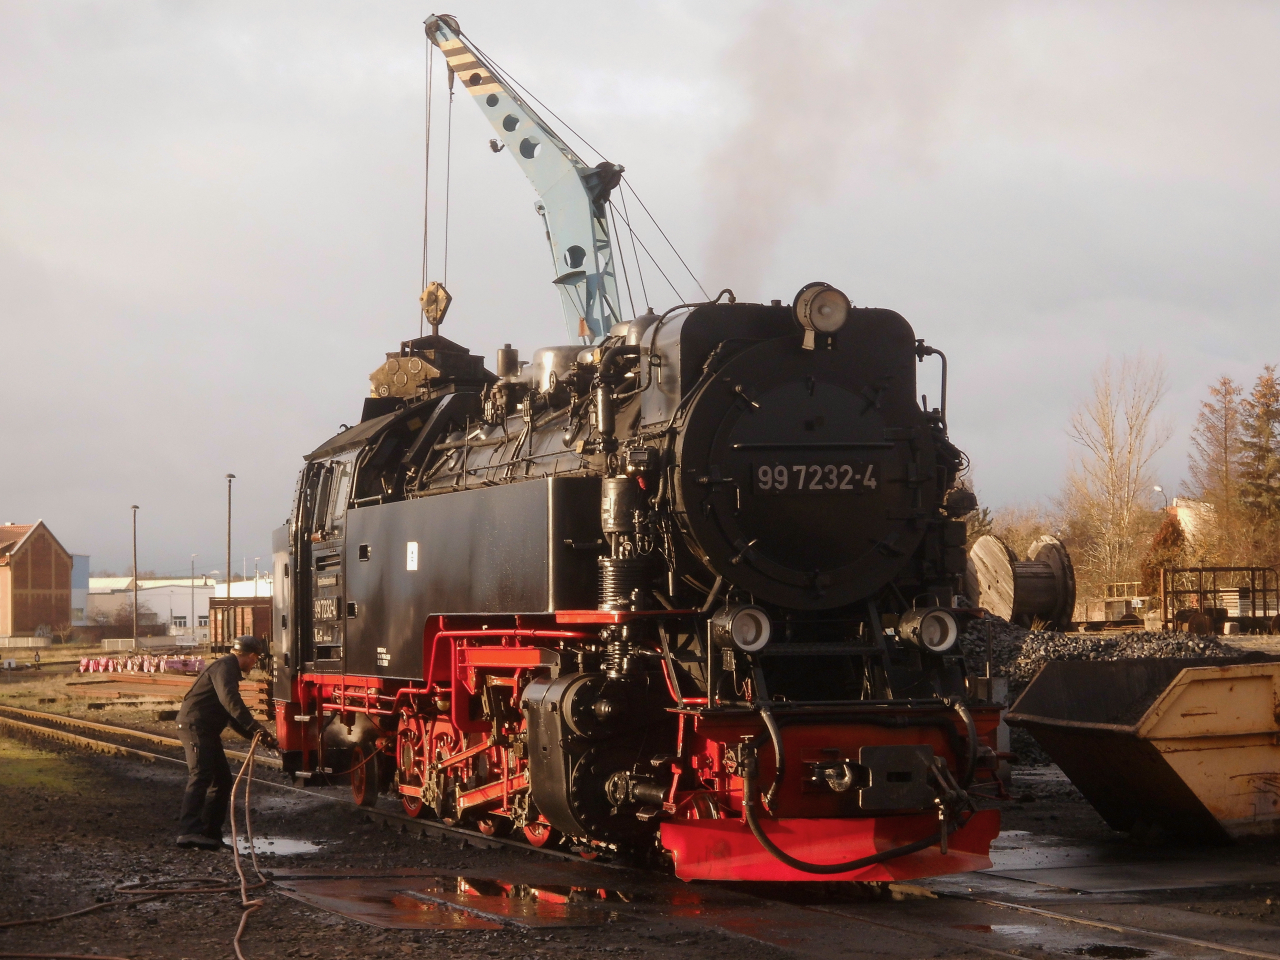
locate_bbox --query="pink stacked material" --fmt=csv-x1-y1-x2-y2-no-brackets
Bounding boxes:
78,655,205,675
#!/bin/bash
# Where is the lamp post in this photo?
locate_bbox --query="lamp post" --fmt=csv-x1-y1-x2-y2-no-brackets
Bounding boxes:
254,557,260,596
1154,485,1169,511
226,474,235,651
207,569,218,642
131,505,140,644
190,554,197,640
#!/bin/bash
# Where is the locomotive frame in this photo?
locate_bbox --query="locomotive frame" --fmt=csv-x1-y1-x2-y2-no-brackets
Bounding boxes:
269,291,1005,882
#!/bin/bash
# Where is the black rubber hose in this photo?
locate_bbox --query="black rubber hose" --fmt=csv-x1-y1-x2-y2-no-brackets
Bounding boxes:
758,700,785,810
750,669,785,810
741,752,953,875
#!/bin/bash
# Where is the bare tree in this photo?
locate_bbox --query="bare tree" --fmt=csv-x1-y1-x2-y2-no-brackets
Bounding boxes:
990,504,1057,559
110,599,159,627
1062,355,1171,590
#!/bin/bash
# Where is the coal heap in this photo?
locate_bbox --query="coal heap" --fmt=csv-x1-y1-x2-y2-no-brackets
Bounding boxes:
961,621,1228,692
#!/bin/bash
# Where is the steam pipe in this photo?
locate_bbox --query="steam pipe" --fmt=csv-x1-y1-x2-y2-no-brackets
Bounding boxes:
598,344,641,385
595,384,615,449
945,697,978,788
915,340,948,431
698,576,724,614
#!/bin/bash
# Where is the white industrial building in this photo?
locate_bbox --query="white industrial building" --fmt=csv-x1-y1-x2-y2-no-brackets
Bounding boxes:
87,575,269,642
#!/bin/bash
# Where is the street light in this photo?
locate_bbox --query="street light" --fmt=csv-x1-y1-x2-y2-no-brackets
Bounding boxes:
226,474,235,653
190,554,197,641
1154,485,1169,511
131,505,140,644
254,557,260,596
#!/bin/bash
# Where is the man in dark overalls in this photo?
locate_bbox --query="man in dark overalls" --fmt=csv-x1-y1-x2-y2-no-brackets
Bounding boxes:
175,635,278,850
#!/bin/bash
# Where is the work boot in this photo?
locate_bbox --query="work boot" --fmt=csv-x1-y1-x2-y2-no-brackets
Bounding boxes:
204,831,235,852
176,834,221,850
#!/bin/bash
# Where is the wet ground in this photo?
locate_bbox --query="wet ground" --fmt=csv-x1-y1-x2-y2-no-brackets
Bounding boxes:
2,665,1280,959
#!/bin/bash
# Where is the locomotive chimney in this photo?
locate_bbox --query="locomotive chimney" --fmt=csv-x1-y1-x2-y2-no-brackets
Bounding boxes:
496,344,520,379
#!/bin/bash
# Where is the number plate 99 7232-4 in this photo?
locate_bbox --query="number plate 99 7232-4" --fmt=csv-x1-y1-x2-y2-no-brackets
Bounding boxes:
754,462,877,494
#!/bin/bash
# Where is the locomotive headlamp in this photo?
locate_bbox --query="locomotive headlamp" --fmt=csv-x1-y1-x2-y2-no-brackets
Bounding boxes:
710,604,772,653
897,607,959,654
793,282,850,350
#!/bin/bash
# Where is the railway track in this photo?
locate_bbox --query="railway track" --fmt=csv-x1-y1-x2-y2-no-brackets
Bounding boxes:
0,704,598,865
3,704,1279,960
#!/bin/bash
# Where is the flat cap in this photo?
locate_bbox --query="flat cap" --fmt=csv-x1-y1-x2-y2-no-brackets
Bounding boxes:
231,635,265,656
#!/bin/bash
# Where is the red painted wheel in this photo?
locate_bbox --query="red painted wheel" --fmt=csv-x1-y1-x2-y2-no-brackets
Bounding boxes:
475,816,510,837
350,745,379,808
522,822,558,848
577,847,599,860
396,717,432,819
401,790,431,819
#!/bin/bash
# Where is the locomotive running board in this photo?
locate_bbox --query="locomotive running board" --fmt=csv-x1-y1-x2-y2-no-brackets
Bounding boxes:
660,809,1000,882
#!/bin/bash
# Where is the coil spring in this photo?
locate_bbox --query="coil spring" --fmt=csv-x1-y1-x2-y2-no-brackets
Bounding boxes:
597,556,649,610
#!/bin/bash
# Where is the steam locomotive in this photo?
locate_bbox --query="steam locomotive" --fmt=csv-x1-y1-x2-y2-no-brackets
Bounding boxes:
269,285,1002,880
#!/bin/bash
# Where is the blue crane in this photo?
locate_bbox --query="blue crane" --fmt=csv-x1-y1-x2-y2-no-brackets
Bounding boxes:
425,15,625,344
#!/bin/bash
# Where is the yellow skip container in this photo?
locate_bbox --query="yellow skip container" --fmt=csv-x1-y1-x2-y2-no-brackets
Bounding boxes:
1007,658,1280,841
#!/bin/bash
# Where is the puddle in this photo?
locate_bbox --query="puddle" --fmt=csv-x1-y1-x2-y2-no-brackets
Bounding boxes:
404,876,632,927
275,877,501,930
948,920,1159,959
237,836,322,856
276,874,642,930
988,924,1043,939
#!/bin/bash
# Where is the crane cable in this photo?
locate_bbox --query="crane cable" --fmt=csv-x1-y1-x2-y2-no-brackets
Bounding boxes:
443,68,455,287
460,27,706,302
610,197,681,302
607,203,637,319
618,189,650,308
621,178,709,301
420,36,434,337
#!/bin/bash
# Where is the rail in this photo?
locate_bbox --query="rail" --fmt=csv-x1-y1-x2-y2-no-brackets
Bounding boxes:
5,706,1280,959
0,704,603,864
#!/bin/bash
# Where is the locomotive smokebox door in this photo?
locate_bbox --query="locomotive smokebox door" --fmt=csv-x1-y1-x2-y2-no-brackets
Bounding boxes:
673,308,932,610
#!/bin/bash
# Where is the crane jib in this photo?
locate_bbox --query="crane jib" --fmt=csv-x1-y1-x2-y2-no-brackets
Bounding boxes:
425,15,622,343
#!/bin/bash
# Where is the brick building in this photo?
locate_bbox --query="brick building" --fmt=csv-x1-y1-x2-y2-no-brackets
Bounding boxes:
0,521,73,638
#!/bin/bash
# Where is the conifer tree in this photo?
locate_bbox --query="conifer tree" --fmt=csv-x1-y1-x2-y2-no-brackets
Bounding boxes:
1240,365,1280,519
1186,375,1244,508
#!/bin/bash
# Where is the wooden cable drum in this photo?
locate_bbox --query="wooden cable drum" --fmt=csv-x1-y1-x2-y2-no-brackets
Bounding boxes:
965,534,1076,629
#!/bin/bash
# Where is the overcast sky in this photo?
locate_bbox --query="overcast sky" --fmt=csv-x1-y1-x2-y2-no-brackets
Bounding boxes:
2,1,1277,575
